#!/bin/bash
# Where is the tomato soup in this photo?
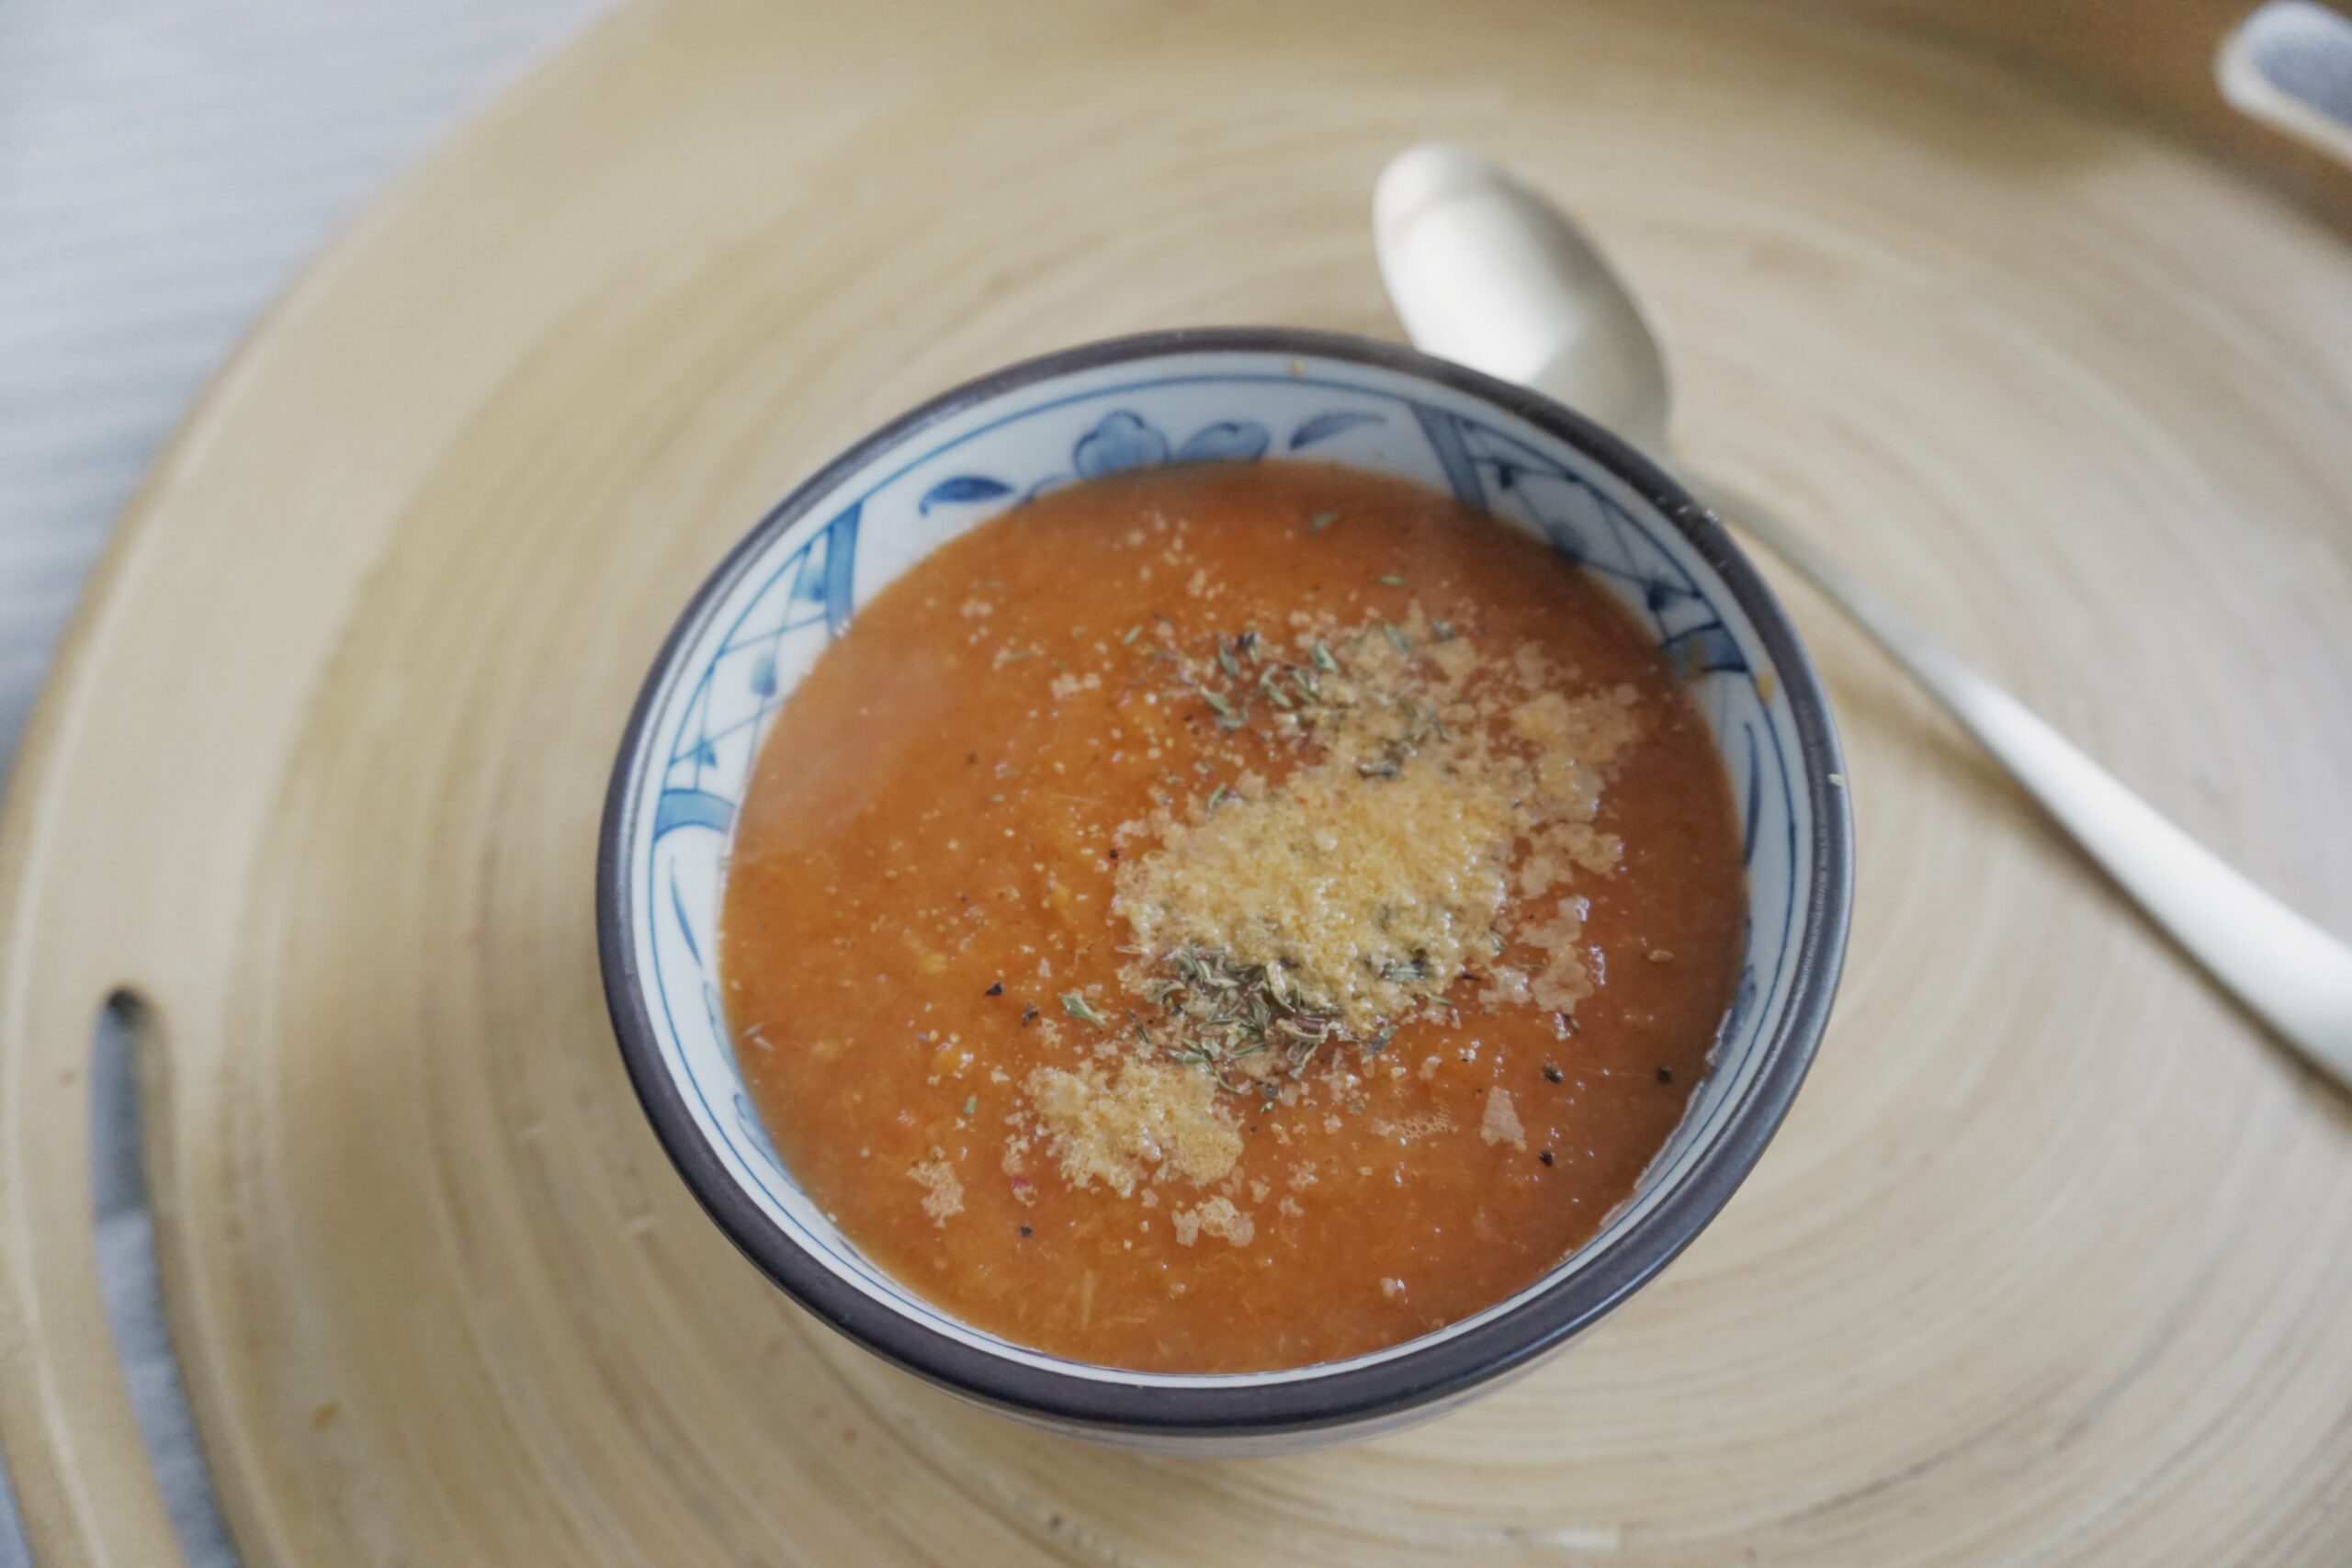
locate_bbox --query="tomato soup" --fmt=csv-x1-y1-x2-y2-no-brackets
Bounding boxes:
718,461,1745,1371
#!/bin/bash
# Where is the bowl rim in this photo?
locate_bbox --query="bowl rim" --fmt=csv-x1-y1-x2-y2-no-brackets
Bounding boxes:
597,324,1853,1438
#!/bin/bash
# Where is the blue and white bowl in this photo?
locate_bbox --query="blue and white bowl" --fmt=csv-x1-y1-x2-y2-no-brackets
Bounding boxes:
598,328,1852,1452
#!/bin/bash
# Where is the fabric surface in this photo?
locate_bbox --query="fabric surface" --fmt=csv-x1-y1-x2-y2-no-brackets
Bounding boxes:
0,3,611,1562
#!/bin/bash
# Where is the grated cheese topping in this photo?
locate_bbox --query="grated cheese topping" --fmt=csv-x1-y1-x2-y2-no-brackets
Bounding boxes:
1114,610,1639,1040
910,1156,966,1224
1006,601,1645,1224
1479,1087,1527,1151
1171,1196,1256,1247
1027,1060,1243,1197
1121,748,1515,1032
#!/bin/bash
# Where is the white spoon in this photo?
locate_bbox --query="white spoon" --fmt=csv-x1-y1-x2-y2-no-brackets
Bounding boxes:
1374,142,2352,1090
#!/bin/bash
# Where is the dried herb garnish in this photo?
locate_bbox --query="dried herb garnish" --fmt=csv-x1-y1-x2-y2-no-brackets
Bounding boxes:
1107,616,1557,1100
1377,955,1430,985
985,982,1004,997
1059,992,1108,1028
1377,573,1407,588
1126,942,1371,1087
962,1096,978,1117
1307,511,1340,533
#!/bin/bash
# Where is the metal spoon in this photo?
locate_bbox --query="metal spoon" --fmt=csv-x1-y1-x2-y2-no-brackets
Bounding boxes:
1374,141,2352,1089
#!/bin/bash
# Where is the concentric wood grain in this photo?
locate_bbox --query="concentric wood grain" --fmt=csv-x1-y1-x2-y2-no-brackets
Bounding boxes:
4,1,2351,1563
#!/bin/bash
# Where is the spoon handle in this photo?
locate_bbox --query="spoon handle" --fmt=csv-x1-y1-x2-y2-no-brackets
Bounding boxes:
1691,473,2352,1089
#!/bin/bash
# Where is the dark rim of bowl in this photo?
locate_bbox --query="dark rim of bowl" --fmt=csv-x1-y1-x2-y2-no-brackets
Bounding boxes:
598,325,1853,1439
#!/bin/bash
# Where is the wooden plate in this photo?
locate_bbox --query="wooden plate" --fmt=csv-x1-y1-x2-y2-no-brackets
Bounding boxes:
5,0,2351,1562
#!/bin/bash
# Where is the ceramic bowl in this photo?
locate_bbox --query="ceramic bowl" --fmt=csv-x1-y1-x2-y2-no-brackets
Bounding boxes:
598,327,1852,1453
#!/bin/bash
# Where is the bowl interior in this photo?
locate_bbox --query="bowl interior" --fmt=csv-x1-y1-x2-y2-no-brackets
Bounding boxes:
613,336,1822,1389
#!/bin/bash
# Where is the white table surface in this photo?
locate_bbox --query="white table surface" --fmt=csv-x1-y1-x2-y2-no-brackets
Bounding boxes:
0,4,610,1562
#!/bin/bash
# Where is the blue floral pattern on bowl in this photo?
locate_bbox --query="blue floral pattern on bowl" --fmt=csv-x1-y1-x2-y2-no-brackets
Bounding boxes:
603,331,1847,1449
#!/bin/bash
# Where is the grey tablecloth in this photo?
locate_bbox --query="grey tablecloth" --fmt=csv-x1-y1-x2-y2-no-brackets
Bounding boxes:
0,4,609,1562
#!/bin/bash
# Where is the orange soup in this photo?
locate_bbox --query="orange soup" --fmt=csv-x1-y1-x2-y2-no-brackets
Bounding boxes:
718,461,1745,1371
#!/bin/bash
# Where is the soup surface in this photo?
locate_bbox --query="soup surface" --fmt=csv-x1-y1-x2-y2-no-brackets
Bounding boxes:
718,461,1745,1371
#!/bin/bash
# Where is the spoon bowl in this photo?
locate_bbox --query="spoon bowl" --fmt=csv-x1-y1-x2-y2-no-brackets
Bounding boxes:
1374,144,1673,451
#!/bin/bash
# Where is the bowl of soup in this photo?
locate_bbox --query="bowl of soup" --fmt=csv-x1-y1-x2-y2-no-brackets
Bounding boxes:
598,327,1852,1451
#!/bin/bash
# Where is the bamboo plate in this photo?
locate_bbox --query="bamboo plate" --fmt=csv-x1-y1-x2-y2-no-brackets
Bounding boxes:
6,0,2352,1562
